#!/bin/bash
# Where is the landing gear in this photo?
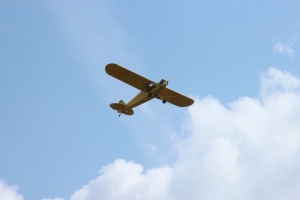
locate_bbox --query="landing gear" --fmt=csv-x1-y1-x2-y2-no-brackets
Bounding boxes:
148,92,152,97
162,99,166,104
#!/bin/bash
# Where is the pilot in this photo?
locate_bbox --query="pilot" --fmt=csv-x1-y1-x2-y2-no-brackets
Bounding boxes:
148,83,154,92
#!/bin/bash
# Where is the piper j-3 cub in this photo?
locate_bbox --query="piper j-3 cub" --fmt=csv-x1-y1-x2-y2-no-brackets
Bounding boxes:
105,63,194,116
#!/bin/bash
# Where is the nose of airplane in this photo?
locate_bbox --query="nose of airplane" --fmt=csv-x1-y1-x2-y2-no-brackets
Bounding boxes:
166,77,170,86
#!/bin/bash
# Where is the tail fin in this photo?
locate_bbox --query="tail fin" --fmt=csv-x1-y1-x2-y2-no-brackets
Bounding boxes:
109,100,134,115
119,100,126,105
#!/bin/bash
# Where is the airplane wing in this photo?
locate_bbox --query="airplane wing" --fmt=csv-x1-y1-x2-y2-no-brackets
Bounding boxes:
159,88,194,107
105,63,154,92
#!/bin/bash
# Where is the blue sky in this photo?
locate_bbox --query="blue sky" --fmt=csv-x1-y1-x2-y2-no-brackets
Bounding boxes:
1,1,300,200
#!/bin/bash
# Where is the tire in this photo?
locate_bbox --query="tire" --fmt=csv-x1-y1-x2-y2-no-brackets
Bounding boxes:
148,92,152,97
163,99,166,104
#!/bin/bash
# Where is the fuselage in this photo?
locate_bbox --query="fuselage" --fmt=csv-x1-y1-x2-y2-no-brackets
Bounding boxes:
126,79,168,109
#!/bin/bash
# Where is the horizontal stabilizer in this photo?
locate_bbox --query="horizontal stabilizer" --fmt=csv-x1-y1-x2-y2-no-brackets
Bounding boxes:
110,101,134,115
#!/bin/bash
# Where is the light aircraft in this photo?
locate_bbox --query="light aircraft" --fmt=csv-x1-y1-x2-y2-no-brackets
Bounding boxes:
105,63,194,116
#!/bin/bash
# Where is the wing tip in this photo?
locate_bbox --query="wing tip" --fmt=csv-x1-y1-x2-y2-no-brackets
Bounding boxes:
105,63,118,73
180,100,194,107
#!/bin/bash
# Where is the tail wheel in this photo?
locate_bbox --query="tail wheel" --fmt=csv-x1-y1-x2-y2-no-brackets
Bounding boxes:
162,99,166,104
148,92,152,97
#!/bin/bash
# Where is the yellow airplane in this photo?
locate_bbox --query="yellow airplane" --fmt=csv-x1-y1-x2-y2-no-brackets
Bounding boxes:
105,63,194,116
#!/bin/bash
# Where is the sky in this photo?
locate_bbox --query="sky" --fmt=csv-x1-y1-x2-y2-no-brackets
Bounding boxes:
1,0,300,200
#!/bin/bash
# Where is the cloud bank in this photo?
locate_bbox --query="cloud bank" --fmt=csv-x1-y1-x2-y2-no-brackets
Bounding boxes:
41,67,300,200
7,67,299,199
170,67,300,200
0,180,24,200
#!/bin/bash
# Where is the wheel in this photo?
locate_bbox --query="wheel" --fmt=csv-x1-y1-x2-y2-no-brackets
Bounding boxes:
162,99,166,104
148,92,152,97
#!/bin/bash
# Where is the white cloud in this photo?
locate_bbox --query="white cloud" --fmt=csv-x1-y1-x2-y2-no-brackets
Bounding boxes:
170,68,300,199
41,198,64,200
273,41,294,58
45,67,298,200
140,139,158,155
1,67,293,199
261,67,300,95
0,180,24,200
273,33,299,60
70,159,171,200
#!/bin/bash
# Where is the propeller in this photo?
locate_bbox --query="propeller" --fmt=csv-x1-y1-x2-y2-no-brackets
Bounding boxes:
166,76,170,85
159,77,170,85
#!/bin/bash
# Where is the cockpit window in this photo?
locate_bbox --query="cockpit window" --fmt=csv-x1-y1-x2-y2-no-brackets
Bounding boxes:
159,79,164,85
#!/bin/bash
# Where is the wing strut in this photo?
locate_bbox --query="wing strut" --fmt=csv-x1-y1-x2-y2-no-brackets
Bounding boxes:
128,72,147,92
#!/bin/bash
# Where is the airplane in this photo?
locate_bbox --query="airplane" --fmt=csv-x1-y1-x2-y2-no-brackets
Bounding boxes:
105,63,194,116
